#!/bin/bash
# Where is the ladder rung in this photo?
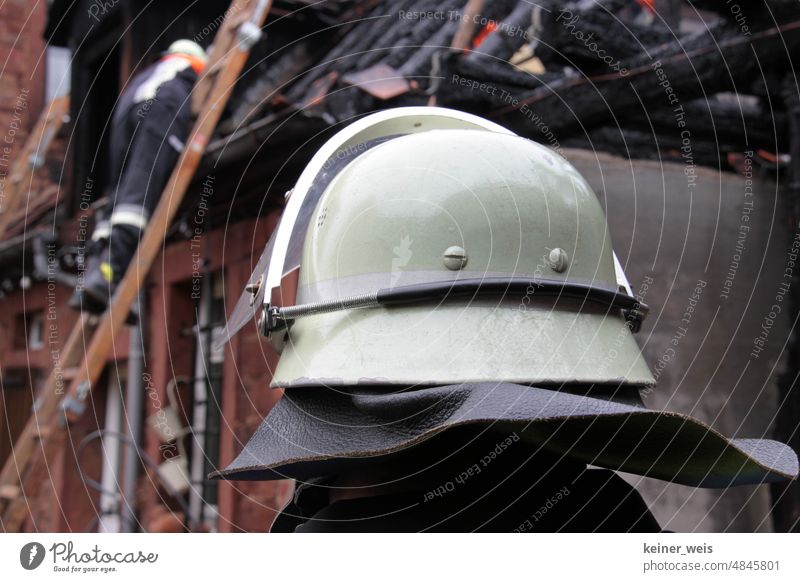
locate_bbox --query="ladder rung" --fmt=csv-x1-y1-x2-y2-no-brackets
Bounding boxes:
61,368,81,381
0,485,20,501
227,11,251,28
32,426,51,440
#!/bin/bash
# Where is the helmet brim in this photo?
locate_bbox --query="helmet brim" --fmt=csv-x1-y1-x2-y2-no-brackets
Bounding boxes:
211,383,798,488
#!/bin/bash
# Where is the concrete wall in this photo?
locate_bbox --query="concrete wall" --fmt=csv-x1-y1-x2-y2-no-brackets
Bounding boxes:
566,149,790,532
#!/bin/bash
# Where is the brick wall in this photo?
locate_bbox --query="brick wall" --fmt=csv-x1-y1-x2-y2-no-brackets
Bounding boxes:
133,212,291,533
1,214,291,532
0,0,46,164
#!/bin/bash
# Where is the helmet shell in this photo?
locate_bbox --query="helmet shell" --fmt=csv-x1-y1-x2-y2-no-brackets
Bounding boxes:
273,127,653,388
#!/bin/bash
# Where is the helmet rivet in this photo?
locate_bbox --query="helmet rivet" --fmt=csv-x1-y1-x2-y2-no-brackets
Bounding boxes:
443,246,468,270
547,248,569,273
245,275,263,306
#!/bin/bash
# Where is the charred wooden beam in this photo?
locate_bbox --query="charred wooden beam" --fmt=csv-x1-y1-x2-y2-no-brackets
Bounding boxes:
223,43,318,133
397,19,459,77
560,126,728,168
450,0,487,51
448,50,550,89
488,18,800,141
286,1,398,102
372,0,466,71
624,95,788,152
533,1,672,74
433,50,559,110
560,119,783,171
655,0,681,30
465,0,534,64
352,0,457,71
688,0,797,18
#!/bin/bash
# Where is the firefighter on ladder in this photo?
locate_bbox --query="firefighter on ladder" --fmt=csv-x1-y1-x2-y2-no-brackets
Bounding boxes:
69,39,207,315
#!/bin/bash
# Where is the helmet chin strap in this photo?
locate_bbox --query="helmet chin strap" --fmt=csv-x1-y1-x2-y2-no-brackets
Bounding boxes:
263,276,648,336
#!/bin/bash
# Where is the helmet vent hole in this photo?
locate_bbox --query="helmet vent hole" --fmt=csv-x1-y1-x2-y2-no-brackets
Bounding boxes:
317,207,328,228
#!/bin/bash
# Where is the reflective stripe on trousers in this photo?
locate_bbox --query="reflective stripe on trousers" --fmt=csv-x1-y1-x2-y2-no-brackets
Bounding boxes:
110,203,149,231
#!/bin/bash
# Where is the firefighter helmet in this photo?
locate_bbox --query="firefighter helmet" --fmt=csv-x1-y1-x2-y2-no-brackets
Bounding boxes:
222,108,653,387
166,39,207,62
214,108,798,489
224,107,652,389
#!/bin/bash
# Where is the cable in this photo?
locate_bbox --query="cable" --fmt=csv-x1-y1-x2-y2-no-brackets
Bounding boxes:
75,429,199,532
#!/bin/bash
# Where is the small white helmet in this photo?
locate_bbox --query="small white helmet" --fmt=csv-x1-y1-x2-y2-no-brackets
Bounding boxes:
166,39,207,62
